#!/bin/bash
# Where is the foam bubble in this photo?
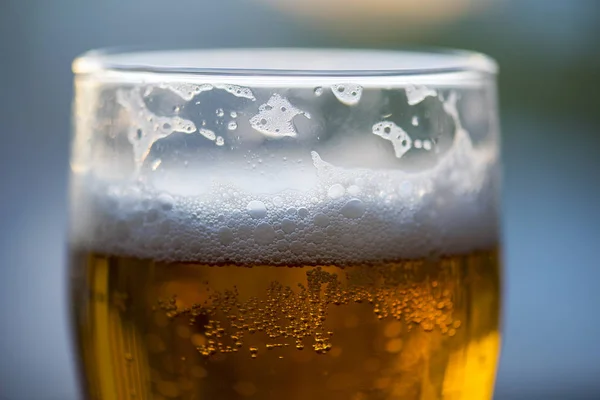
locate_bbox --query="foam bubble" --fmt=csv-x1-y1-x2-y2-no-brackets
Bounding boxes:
340,199,366,219
247,200,267,219
327,184,345,199
253,223,276,245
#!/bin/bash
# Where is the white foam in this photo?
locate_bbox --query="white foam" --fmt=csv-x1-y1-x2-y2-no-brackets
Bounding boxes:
372,121,412,158
116,88,197,167
249,94,311,138
405,85,437,105
331,84,363,106
158,82,213,101
214,84,256,101
70,120,499,264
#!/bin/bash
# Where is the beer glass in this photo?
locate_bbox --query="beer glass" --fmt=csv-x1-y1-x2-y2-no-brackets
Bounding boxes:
69,48,501,399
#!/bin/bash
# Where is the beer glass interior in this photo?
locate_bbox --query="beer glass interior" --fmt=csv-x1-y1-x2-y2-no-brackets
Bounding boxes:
69,48,501,400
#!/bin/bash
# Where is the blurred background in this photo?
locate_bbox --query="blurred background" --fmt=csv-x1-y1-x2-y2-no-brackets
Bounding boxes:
0,0,599,399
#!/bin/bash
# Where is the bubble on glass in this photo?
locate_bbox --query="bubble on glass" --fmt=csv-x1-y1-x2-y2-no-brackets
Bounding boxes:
249,94,310,138
423,140,433,151
216,108,225,117
246,200,267,219
230,111,238,118
227,121,238,130
372,121,412,159
414,140,422,149
406,85,437,106
340,199,366,219
216,136,225,146
411,116,419,126
314,87,324,96
117,88,197,168
158,82,213,101
331,84,363,106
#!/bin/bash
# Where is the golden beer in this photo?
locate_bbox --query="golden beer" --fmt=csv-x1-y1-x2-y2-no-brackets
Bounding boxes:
71,250,500,400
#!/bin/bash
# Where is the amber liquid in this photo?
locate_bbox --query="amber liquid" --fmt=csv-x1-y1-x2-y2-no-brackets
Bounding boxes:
70,250,500,400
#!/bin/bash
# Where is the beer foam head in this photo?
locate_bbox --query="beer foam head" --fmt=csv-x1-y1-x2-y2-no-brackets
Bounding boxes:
71,49,499,263
71,128,498,264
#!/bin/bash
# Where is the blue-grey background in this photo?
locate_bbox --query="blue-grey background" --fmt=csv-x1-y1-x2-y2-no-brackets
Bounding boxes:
0,1,599,399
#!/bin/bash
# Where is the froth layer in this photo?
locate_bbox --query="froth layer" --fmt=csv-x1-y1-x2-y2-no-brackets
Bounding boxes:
70,125,499,264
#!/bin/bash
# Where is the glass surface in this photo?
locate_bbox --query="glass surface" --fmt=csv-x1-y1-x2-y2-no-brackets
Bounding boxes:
69,48,501,400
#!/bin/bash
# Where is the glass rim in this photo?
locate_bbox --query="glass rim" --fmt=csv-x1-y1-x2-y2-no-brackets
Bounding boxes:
72,47,498,78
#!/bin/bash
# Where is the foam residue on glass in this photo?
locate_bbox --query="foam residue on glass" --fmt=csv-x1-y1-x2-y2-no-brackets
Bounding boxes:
405,85,437,106
371,122,413,159
249,94,311,138
116,88,197,168
331,84,363,106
